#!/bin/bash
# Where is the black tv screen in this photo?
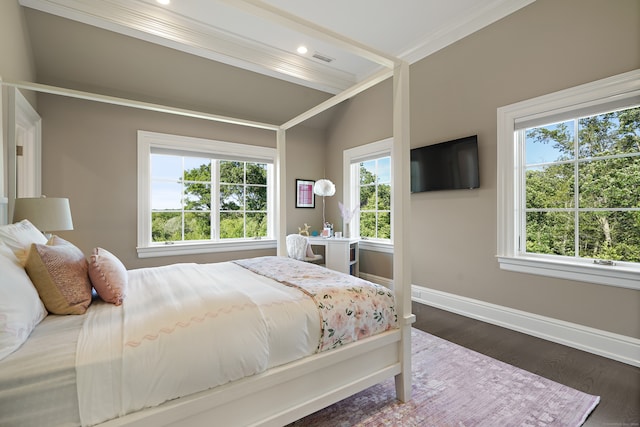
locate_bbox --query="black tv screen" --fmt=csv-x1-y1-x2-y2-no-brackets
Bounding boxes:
410,135,479,193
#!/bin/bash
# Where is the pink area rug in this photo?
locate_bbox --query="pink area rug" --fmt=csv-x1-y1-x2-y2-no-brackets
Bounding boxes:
290,328,599,426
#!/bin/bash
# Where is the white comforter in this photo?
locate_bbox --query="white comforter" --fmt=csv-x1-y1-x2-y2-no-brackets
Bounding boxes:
76,262,320,426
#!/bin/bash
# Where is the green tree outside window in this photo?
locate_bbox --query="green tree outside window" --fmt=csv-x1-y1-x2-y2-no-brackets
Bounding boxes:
151,157,268,243
359,157,391,239
524,107,639,263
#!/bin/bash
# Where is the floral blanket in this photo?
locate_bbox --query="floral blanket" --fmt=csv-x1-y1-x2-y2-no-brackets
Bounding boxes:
234,256,398,352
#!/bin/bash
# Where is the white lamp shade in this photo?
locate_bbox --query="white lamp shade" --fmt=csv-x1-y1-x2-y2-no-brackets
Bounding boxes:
13,197,74,232
314,179,335,197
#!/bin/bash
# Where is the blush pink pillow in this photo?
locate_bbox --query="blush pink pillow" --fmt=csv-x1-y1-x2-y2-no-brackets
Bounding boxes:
88,247,127,305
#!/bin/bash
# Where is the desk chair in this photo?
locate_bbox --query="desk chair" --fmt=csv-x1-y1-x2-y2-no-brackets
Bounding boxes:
286,234,323,264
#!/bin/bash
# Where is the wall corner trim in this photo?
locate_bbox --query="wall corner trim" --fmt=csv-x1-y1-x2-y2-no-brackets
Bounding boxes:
411,285,640,367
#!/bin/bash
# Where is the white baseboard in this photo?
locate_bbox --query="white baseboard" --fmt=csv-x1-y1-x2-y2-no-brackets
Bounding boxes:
359,272,393,287
411,285,640,367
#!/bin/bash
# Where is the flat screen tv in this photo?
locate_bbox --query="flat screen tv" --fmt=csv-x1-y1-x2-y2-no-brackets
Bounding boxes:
410,135,479,193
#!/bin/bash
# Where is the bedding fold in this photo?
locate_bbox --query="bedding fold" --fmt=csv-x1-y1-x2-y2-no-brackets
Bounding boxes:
234,256,398,351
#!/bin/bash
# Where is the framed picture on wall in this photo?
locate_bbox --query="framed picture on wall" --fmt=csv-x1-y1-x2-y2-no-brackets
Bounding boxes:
295,179,315,208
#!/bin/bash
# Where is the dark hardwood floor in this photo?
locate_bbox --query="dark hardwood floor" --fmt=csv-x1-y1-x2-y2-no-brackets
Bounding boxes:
411,301,640,427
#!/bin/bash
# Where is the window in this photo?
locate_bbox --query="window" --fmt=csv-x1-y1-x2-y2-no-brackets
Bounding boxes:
359,157,391,239
343,138,393,252
137,131,276,257
497,70,640,289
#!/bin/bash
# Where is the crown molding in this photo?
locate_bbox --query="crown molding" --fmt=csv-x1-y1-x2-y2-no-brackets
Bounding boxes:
19,0,357,94
400,0,536,63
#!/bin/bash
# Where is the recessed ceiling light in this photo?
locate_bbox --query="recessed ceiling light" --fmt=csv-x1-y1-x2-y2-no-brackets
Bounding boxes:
157,0,170,5
297,46,308,55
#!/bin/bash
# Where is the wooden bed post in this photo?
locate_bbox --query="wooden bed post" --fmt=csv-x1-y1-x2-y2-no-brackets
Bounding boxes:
392,60,415,402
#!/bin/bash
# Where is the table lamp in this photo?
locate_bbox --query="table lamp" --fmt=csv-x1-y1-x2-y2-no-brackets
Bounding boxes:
13,196,74,238
314,179,335,236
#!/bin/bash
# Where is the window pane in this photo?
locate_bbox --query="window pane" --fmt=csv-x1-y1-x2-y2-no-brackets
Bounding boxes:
220,212,244,238
151,154,182,180
246,163,267,185
220,161,244,184
525,121,574,164
246,185,267,211
377,212,391,239
357,155,392,241
377,157,391,184
526,211,575,256
360,212,376,238
579,211,640,262
360,185,375,210
152,212,182,242
614,107,640,155
246,212,267,237
578,108,640,158
525,164,574,209
184,212,211,240
579,156,640,209
377,183,391,210
220,184,244,210
151,181,182,210
360,161,376,185
183,158,211,181
184,183,211,211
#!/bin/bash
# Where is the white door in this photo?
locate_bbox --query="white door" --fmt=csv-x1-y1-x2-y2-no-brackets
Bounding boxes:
7,87,42,220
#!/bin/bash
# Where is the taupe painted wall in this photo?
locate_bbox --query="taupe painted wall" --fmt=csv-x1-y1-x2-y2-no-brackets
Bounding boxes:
37,94,325,269
285,127,325,236
323,88,394,279
326,0,640,338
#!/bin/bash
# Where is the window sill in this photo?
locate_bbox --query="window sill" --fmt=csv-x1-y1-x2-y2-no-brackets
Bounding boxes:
137,239,276,258
359,239,394,254
497,255,640,290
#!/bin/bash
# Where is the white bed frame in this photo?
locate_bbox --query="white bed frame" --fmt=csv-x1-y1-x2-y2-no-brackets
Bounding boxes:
2,1,414,425
101,328,411,427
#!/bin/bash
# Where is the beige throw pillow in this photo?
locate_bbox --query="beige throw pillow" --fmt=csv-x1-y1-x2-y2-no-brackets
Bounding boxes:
25,236,92,315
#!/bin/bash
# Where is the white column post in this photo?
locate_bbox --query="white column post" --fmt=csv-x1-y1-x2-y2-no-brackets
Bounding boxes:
276,128,287,256
392,60,415,402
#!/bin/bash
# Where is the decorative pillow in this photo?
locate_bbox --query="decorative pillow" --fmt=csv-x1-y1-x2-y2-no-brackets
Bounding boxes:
0,219,48,265
24,236,92,315
88,247,127,305
0,242,48,361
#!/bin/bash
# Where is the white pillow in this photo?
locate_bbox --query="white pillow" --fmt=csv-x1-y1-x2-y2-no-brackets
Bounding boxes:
0,242,48,361
0,219,48,265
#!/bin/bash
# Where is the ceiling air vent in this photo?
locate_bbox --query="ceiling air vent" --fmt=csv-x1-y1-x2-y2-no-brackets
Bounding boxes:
312,52,334,63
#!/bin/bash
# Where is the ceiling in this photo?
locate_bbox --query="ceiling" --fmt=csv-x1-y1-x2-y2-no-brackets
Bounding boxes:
18,0,534,127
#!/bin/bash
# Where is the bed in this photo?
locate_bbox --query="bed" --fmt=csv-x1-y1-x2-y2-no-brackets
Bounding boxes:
0,226,410,427
1,4,413,423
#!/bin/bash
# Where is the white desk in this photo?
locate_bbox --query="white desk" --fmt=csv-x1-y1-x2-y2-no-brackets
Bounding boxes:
308,237,359,276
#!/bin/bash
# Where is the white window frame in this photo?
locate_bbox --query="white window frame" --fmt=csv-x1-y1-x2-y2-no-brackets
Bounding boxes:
343,138,393,253
497,70,640,290
137,131,276,258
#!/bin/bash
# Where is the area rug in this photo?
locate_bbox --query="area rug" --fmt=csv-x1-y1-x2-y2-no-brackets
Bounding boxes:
290,328,600,426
